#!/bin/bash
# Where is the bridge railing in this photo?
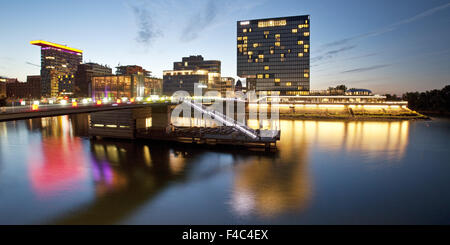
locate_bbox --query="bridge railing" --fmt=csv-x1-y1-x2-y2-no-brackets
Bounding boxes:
182,99,259,139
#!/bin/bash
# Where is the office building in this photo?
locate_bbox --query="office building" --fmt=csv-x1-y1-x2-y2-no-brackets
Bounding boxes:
163,55,221,95
219,77,235,96
116,65,151,77
92,74,162,99
75,63,113,97
237,15,310,96
30,40,83,97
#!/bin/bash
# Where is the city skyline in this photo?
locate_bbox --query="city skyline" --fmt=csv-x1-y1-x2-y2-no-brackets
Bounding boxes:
0,0,449,95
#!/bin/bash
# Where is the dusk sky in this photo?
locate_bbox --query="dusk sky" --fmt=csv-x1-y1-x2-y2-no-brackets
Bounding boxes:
0,0,449,95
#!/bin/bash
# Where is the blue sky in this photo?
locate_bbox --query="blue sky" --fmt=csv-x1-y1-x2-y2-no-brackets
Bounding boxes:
0,0,449,95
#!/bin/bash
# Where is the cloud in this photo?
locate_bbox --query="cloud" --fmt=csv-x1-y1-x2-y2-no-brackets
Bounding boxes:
323,2,450,48
130,3,161,46
341,64,391,74
181,0,219,42
311,45,357,63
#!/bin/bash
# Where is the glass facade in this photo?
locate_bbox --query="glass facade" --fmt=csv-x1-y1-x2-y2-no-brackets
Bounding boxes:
92,75,162,99
237,15,310,96
40,47,82,97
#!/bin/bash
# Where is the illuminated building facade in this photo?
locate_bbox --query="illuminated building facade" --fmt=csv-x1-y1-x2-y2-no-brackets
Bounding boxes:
92,74,162,99
163,55,221,95
30,40,83,97
75,63,113,97
219,77,235,96
0,77,6,98
237,15,310,96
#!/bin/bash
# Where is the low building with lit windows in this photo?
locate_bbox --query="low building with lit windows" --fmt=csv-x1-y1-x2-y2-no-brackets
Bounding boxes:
237,15,310,96
92,74,162,99
163,55,221,95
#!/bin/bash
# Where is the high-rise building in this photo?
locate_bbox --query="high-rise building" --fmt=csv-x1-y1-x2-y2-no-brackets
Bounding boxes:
75,63,113,97
163,55,221,95
30,40,83,97
237,15,310,96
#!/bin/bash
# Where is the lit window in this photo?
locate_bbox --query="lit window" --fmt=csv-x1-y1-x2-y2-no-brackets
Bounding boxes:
243,29,247,33
275,34,280,39
298,53,304,57
286,82,292,86
275,78,280,83
249,28,252,32
275,42,280,47
270,49,274,54
304,44,309,48
253,43,259,48
265,74,269,78
304,73,309,78
259,54,264,59
264,31,269,35
258,19,287,28
257,74,263,79
304,32,310,36
305,20,308,24
237,37,242,40
292,29,298,33
264,66,269,70
243,36,248,40
304,49,308,53
255,58,259,63
248,51,253,55
280,53,285,58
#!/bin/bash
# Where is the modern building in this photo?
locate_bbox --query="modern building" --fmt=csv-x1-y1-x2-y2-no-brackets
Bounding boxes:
116,65,151,77
219,77,235,96
163,55,221,95
5,76,41,99
75,63,113,97
237,15,310,96
92,74,162,99
30,40,83,97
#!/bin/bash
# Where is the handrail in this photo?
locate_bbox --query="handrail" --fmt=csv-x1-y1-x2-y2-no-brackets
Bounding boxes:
183,99,259,139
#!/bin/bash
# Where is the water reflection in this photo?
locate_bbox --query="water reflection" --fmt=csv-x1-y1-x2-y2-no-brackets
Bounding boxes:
0,114,414,224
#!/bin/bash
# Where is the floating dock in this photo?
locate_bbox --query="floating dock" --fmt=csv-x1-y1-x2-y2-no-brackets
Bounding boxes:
89,102,280,150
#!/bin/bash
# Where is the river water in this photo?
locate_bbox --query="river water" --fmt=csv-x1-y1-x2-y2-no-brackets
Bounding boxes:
0,115,449,224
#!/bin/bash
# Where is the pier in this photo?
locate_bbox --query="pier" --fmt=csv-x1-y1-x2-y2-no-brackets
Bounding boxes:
89,101,281,150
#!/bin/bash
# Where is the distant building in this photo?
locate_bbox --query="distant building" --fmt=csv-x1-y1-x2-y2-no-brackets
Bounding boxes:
163,55,221,95
219,77,235,96
92,74,162,99
30,40,83,97
346,88,372,96
0,77,6,98
5,76,41,99
75,63,112,97
116,65,152,77
27,75,42,98
237,15,310,96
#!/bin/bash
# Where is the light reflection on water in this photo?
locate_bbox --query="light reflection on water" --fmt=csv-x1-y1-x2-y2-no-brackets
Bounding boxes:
0,114,449,224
